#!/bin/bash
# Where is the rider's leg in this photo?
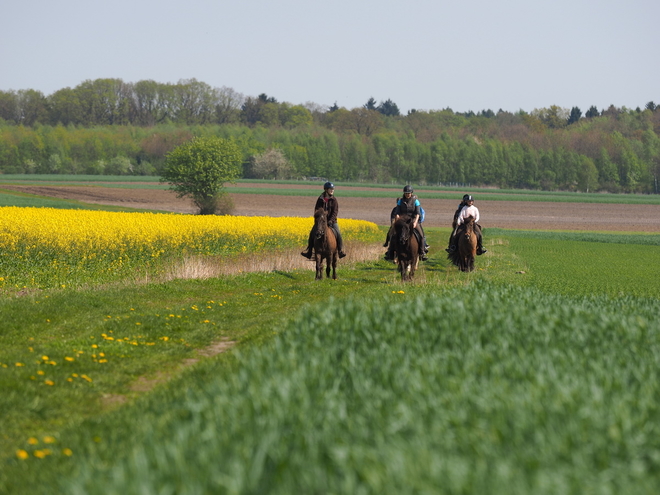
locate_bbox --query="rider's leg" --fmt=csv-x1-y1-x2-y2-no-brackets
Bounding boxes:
446,228,457,253
476,224,487,255
416,224,428,261
333,224,346,258
383,222,393,247
301,228,314,258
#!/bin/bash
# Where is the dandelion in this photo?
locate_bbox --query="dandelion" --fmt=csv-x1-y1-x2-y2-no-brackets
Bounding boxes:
33,450,48,459
62,448,73,456
15,362,24,367
81,374,92,382
37,370,45,375
42,355,49,361
44,379,55,386
16,450,29,460
28,437,39,445
44,436,56,444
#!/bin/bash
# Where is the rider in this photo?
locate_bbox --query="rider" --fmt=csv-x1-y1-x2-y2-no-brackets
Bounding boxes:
301,181,346,259
446,194,487,255
384,185,429,262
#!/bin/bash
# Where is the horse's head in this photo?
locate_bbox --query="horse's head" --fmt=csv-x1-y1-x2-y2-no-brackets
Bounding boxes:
462,215,475,238
394,215,413,243
313,208,327,240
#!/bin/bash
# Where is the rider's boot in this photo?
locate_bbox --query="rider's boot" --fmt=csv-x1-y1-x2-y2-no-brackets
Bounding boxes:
384,246,395,261
446,244,456,253
477,244,487,255
300,246,313,259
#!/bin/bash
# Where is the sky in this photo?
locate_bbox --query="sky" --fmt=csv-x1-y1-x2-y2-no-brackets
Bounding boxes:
1,0,658,115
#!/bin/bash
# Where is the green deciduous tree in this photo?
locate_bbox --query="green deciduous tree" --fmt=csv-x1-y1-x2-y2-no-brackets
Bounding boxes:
161,137,242,215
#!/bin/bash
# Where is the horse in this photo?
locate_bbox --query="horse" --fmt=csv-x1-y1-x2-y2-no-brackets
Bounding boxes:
391,215,419,281
448,215,477,272
312,207,338,280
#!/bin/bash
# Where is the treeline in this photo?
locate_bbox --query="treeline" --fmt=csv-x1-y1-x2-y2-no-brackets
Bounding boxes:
0,78,659,193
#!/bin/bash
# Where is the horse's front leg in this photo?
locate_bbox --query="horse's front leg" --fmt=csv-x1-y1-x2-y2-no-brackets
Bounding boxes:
315,254,323,280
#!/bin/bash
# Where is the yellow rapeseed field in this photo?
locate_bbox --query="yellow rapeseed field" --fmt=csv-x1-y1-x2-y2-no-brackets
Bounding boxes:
0,207,379,288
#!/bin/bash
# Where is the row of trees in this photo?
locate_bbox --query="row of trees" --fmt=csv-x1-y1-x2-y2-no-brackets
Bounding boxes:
0,78,658,193
1,77,658,131
1,116,658,193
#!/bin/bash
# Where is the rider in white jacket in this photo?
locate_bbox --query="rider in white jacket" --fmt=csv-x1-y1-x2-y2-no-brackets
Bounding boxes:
447,195,487,255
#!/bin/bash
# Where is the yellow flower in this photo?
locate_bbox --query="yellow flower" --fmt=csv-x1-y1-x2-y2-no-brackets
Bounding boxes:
44,379,55,386
62,448,73,456
65,356,75,362
44,436,56,444
16,450,29,460
28,437,39,445
15,362,24,367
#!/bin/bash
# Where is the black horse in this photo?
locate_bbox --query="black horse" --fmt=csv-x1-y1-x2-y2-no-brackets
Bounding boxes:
312,208,338,280
391,215,419,281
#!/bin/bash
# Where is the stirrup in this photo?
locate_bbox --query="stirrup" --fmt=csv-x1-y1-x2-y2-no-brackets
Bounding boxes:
300,250,313,259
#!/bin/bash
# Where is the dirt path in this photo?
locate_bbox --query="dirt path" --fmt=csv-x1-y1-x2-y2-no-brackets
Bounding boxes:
3,184,660,232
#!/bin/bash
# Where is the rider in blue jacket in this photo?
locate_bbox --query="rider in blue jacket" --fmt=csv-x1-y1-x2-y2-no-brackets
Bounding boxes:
384,185,429,261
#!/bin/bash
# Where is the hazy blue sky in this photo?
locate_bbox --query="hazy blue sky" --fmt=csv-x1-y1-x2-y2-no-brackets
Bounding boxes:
2,0,658,114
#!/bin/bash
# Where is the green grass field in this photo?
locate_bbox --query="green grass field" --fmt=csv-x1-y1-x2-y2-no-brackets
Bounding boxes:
1,181,660,494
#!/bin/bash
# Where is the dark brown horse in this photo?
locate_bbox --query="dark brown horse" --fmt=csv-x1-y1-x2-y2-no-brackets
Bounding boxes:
391,215,419,281
312,207,338,280
448,215,477,272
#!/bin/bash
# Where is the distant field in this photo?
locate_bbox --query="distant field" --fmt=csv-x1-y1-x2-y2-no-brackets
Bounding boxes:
1,175,660,204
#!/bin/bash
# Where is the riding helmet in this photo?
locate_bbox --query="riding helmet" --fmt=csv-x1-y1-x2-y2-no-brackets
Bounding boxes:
403,185,414,193
323,181,334,190
462,194,471,202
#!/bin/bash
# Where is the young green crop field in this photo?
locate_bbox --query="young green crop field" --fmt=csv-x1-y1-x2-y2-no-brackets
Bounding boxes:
1,183,660,494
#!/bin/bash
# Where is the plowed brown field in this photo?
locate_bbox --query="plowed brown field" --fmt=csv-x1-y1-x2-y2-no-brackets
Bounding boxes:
4,183,660,232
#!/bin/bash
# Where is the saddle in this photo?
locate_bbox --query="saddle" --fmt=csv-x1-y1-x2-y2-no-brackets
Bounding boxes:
412,228,423,245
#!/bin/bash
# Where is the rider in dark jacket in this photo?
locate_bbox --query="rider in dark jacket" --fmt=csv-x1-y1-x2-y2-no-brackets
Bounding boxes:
301,182,346,259
384,185,428,261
